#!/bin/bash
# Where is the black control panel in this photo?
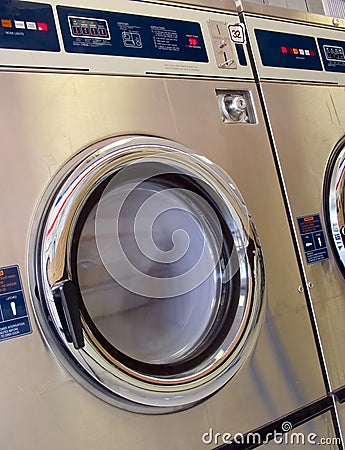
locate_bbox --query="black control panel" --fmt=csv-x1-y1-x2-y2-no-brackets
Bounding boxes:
0,1,59,51
318,38,345,73
255,29,345,74
57,6,208,63
255,29,323,71
69,16,110,39
324,45,344,61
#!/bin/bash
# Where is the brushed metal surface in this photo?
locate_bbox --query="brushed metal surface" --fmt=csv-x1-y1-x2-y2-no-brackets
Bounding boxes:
154,0,237,12
239,0,345,27
262,82,345,391
0,72,325,449
263,410,339,449
31,135,265,410
336,401,345,443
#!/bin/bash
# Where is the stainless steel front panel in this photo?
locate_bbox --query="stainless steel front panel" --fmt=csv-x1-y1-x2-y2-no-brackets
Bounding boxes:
239,0,345,28
336,400,345,441
263,411,340,449
0,73,325,449
158,0,237,11
261,82,345,391
30,135,265,412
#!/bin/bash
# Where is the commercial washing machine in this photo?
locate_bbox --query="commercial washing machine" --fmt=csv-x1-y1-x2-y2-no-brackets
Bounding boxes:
0,0,327,449
238,0,345,442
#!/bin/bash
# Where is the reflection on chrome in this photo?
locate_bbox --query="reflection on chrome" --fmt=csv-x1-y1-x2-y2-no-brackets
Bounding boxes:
325,139,345,273
29,136,265,413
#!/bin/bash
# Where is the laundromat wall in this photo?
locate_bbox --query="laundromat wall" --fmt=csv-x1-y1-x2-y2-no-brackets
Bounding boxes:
247,0,325,15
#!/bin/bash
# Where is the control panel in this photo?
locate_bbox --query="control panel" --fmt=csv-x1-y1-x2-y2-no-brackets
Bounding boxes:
255,29,345,74
255,30,322,71
57,6,208,63
0,2,59,51
244,12,345,84
0,0,251,79
318,38,345,73
68,16,110,40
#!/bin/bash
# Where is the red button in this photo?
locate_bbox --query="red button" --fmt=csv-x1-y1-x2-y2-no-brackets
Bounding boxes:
281,46,288,54
310,50,316,56
37,22,48,31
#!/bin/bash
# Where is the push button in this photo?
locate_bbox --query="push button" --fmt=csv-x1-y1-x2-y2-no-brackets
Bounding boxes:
1,19,12,28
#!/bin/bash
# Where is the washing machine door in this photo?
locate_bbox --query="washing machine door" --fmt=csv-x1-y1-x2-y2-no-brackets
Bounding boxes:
29,136,264,413
324,136,345,277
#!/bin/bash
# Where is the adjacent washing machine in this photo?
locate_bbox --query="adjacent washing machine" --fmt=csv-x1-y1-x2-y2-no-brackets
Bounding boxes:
238,0,345,440
0,0,327,449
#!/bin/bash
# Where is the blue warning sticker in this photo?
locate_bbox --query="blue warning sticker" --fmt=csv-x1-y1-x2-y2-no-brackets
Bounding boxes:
0,266,32,342
297,214,329,265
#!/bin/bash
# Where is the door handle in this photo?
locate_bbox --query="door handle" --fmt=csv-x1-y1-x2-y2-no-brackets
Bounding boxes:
52,280,85,349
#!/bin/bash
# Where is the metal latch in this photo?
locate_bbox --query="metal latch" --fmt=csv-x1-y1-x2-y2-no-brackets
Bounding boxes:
217,90,257,124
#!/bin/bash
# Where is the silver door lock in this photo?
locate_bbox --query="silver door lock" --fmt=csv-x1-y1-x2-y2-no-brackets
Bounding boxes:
222,95,247,122
217,90,256,124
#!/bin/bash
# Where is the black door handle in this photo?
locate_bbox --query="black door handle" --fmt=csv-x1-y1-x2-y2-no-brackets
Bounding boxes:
52,280,85,349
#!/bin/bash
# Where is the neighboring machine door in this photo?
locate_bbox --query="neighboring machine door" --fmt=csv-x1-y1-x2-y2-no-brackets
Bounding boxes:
324,137,345,279
29,135,264,414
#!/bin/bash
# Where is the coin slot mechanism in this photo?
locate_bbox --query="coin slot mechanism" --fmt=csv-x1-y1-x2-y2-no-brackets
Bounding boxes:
208,20,237,69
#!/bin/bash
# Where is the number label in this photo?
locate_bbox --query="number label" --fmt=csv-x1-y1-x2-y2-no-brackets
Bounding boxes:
229,24,246,44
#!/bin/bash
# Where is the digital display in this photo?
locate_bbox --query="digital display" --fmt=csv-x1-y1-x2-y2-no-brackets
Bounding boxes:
324,45,345,62
57,6,208,63
318,38,345,73
69,16,110,40
188,37,198,46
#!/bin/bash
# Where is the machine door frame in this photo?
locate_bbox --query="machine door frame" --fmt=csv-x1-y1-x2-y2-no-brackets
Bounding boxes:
29,135,265,413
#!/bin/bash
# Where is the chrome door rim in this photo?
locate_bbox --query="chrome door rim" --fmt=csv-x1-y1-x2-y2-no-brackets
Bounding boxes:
324,136,345,277
28,135,265,413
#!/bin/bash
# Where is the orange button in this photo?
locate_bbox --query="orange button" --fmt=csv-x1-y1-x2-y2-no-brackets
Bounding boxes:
1,19,12,28
293,48,299,55
304,216,314,222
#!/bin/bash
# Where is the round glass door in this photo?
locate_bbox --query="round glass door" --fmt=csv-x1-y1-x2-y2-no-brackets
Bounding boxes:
29,136,265,413
324,136,345,277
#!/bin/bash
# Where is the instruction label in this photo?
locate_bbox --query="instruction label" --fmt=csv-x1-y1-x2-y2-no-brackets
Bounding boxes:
0,266,32,342
297,214,329,265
